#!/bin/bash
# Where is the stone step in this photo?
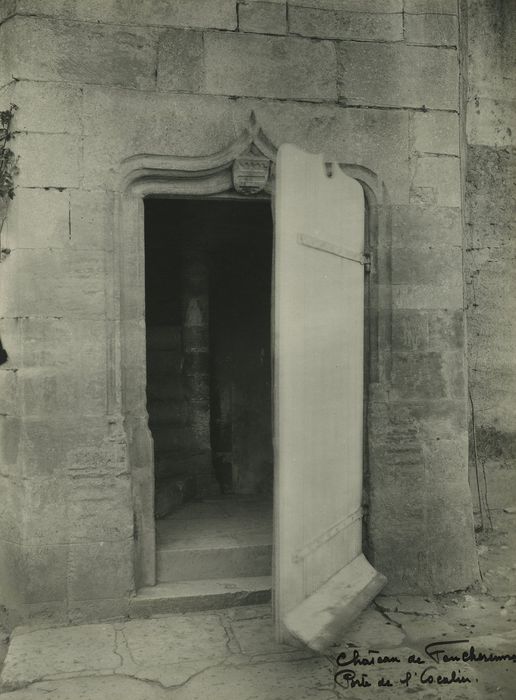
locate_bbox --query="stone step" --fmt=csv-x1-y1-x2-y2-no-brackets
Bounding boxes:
157,543,272,582
130,577,272,617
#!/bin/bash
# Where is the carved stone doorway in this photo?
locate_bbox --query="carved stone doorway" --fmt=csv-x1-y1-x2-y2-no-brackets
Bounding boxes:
117,115,277,590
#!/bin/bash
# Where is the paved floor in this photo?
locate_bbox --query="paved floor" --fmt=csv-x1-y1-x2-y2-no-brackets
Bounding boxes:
1,592,515,699
0,509,514,700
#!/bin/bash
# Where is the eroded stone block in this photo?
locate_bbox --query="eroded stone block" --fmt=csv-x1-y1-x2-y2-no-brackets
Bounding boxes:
10,81,82,134
70,189,115,251
15,133,80,188
8,16,158,88
410,155,461,207
412,110,459,155
67,539,134,601
289,0,402,11
0,623,118,690
405,13,458,46
16,0,237,29
389,204,462,248
0,249,106,318
238,1,287,35
157,29,204,93
0,368,18,416
405,0,457,13
391,244,462,286
204,31,337,100
338,42,458,110
4,188,70,249
289,5,403,42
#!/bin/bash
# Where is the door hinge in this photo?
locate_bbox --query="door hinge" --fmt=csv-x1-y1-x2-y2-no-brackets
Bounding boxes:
364,252,372,274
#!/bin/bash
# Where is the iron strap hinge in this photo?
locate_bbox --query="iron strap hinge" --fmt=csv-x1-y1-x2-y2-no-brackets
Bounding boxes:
299,233,372,271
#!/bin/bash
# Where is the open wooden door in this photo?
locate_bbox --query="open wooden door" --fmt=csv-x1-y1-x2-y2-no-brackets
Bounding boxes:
273,144,386,651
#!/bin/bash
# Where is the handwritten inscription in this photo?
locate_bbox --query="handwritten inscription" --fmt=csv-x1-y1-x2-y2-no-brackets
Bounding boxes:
334,639,516,690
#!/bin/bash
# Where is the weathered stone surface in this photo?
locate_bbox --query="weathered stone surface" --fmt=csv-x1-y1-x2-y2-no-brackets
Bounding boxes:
122,614,229,667
0,20,14,87
406,13,458,46
15,416,110,478
238,1,287,35
389,204,462,248
338,42,458,110
337,608,405,647
7,16,158,88
4,189,69,249
67,539,134,601
0,0,16,23
421,437,469,486
10,82,82,134
70,190,115,250
0,249,105,318
376,594,439,615
389,350,465,402
170,657,336,700
289,0,403,11
465,139,516,479
467,96,516,148
392,279,463,310
81,89,241,189
0,368,18,416
390,309,464,352
7,543,69,604
391,245,462,286
410,155,461,207
17,365,107,418
2,676,170,699
67,474,133,545
15,0,237,29
157,29,204,93
0,414,21,469
289,5,403,41
412,110,459,155
22,477,69,544
231,616,293,654
204,31,337,100
466,0,515,102
14,133,80,188
405,0,457,12
0,624,118,690
81,89,411,200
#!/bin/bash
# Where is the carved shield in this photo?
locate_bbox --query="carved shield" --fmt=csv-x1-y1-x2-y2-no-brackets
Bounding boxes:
232,151,270,195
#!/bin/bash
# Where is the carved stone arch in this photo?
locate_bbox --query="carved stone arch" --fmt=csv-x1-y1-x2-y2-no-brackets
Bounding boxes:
118,111,277,198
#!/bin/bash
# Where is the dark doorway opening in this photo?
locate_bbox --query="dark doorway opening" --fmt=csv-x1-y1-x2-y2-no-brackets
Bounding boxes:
144,198,273,585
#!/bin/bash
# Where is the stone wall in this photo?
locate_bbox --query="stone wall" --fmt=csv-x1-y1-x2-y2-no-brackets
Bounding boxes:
0,0,478,623
463,0,516,519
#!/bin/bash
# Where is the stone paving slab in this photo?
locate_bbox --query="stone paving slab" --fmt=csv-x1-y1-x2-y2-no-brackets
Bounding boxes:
1,624,119,691
1,597,516,699
1,676,170,700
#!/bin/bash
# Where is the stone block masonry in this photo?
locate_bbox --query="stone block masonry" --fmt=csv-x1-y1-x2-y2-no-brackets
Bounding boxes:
0,0,482,625
464,0,516,519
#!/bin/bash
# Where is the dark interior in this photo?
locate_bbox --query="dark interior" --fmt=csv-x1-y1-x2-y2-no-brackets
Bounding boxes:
144,198,273,518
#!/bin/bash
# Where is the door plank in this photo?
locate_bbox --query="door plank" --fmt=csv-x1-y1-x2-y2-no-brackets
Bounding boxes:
273,144,386,650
